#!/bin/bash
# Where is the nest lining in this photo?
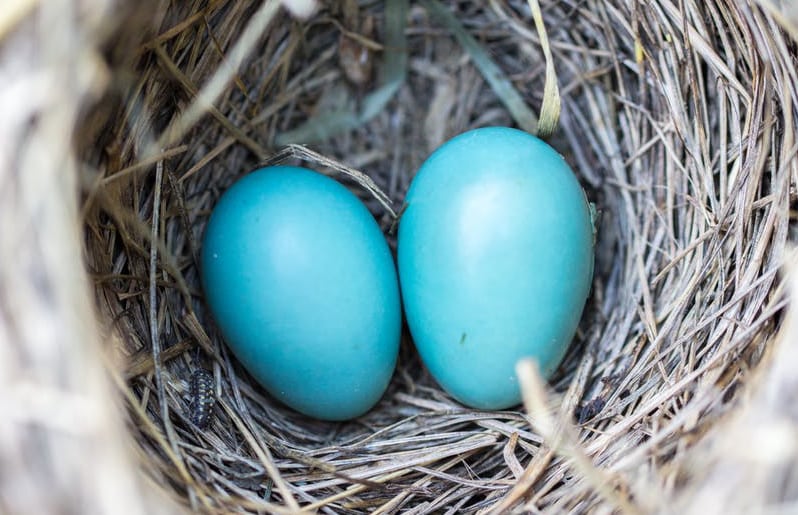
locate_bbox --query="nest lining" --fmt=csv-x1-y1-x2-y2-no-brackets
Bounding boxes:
65,0,798,513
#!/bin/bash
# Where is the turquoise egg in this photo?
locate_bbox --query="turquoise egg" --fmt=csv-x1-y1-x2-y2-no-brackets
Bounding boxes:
398,127,594,410
201,166,401,421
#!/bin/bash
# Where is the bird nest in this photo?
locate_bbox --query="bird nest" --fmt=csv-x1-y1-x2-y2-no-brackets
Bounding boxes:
2,0,798,513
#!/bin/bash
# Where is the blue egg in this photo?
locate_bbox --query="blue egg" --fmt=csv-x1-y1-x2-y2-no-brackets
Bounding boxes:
398,127,594,410
201,166,401,421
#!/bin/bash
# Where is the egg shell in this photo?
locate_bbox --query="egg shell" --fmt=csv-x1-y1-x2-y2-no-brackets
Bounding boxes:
398,127,594,410
201,166,401,421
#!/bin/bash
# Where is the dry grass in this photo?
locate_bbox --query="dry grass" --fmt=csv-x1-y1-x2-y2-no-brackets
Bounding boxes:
2,0,798,513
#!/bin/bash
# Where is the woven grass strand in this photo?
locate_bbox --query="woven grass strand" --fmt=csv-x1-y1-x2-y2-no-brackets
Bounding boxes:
1,0,797,513
526,0,560,137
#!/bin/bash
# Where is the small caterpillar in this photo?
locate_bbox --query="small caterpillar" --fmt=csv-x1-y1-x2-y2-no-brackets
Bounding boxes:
189,369,216,429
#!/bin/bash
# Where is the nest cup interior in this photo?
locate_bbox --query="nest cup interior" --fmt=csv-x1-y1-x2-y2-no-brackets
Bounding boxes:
78,0,796,512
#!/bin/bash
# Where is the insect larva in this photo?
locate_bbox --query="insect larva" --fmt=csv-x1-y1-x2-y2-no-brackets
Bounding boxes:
189,369,216,429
